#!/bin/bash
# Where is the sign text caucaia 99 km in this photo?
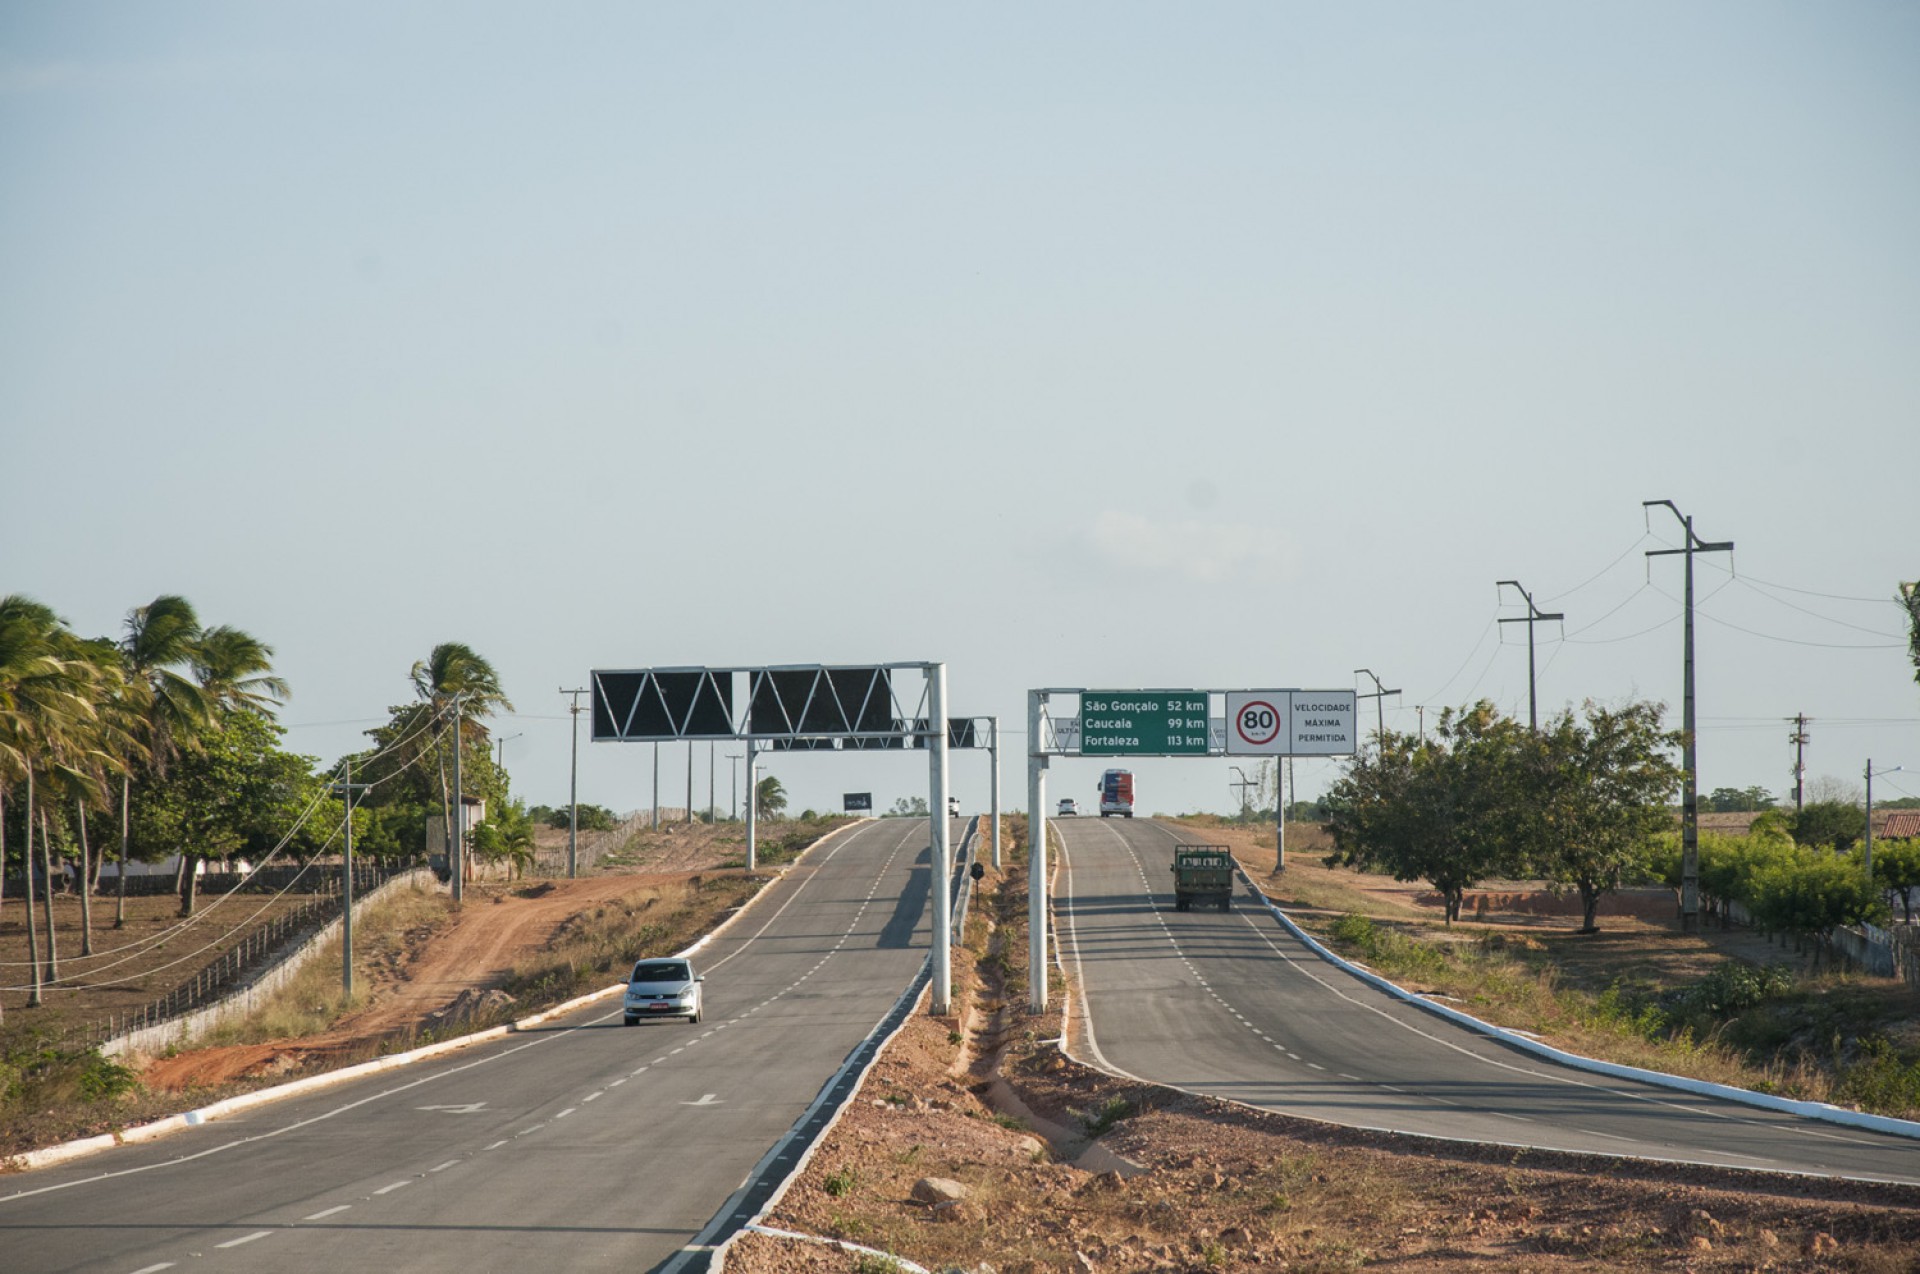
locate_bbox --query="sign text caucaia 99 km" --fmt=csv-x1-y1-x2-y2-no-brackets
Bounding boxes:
1080,692,1210,756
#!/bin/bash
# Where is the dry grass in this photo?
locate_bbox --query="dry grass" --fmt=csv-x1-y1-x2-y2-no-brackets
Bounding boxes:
499,874,758,1006
193,885,453,1049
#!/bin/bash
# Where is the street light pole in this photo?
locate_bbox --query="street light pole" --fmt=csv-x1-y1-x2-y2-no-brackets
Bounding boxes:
726,753,742,820
495,732,522,772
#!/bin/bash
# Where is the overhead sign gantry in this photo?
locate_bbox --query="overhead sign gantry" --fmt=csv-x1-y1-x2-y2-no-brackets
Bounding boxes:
591,662,967,1014
1024,686,1359,1012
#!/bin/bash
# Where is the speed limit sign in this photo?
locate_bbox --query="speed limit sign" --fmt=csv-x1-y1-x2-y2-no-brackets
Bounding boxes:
1226,691,1291,755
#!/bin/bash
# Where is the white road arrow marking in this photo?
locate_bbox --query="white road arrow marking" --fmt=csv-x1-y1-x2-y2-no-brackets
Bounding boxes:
415,1102,489,1114
681,1093,722,1107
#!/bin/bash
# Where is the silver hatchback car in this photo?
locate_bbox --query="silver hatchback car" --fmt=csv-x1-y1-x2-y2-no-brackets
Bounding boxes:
623,958,704,1025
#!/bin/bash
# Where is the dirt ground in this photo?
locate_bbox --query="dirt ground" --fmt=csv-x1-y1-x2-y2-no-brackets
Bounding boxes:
730,838,1920,1274
136,872,707,1089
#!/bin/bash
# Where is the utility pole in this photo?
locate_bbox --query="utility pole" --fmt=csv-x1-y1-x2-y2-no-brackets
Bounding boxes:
494,732,521,771
331,758,371,998
1866,760,1904,884
1787,714,1810,812
1497,579,1565,732
1644,499,1734,934
1229,765,1256,818
561,687,587,878
450,692,464,904
1354,668,1401,750
726,753,742,820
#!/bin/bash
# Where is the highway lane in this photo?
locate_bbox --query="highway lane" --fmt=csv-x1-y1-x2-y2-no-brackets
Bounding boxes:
1055,816,1920,1185
1,818,950,1274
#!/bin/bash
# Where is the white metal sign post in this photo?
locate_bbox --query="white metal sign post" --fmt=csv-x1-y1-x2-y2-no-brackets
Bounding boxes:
1026,686,1359,1014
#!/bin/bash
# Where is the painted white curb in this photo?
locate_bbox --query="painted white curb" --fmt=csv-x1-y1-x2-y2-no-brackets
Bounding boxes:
7,820,875,1176
1235,861,1920,1143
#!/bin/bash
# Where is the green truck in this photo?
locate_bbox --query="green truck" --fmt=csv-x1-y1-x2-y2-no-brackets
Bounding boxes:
1170,845,1235,912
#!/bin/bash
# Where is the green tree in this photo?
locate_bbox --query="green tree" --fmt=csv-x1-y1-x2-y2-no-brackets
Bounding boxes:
1791,800,1865,852
1747,846,1887,961
130,713,337,888
472,797,537,878
886,795,929,817
1706,785,1774,813
755,774,788,820
1875,838,1920,923
1532,701,1682,933
1324,703,1533,925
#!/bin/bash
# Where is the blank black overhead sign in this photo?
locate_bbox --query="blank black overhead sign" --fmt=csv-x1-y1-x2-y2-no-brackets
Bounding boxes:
748,667,893,738
592,669,734,741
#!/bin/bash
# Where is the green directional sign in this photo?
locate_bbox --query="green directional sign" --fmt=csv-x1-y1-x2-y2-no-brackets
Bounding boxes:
1080,691,1211,755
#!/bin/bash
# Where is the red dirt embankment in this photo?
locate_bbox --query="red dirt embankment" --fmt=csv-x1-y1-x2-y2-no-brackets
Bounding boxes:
138,874,686,1091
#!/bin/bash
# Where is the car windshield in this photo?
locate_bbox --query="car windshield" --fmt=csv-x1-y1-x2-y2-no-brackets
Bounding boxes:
631,961,691,983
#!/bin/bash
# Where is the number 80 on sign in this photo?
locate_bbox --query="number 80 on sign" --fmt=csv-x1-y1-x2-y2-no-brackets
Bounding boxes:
1226,691,1290,755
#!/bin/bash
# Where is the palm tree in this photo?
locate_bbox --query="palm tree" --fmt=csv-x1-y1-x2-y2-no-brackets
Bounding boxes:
172,621,287,916
119,596,215,917
0,595,101,1010
410,643,512,885
194,625,290,719
39,632,132,956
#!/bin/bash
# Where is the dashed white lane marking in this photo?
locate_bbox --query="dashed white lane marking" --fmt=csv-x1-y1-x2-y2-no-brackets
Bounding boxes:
610,1078,627,1087
484,1140,507,1151
583,1092,602,1102
303,1205,351,1221
129,1263,176,1273
216,1231,272,1249
555,1107,577,1119
373,1180,410,1195
428,1160,460,1173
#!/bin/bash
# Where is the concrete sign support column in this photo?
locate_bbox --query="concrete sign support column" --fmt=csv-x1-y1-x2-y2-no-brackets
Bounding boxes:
744,743,758,872
1027,690,1049,1015
930,664,953,1016
990,715,1002,870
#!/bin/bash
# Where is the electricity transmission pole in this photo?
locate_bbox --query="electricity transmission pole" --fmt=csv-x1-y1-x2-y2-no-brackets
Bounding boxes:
561,687,587,878
1354,668,1401,750
330,759,371,998
1787,714,1810,812
450,692,464,904
1497,579,1564,732
1644,499,1734,934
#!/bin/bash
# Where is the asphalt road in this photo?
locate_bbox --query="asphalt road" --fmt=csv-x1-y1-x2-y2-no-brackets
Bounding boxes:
1054,816,1920,1185
0,818,948,1274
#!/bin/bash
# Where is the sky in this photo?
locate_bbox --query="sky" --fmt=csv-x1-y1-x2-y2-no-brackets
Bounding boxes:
4,3,1918,823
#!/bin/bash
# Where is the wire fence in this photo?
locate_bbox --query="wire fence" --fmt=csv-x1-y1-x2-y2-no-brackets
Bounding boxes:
528,809,656,877
77,859,412,1049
